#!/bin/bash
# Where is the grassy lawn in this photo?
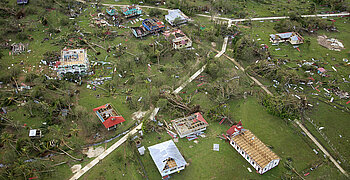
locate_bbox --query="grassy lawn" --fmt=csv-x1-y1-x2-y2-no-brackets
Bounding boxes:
1,1,349,179
79,96,345,180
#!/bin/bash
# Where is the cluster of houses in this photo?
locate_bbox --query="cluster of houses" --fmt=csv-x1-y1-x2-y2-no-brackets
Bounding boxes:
90,102,279,179
55,8,192,77
128,8,192,50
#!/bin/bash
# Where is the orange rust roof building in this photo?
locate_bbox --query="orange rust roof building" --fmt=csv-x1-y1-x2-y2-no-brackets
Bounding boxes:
226,122,280,174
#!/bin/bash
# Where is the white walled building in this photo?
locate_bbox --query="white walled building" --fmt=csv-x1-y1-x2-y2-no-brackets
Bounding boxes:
226,122,280,174
148,140,187,179
165,9,189,26
163,29,192,49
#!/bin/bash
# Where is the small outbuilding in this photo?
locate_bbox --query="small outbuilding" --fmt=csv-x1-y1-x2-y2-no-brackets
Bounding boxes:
93,103,126,130
29,129,42,138
148,140,187,179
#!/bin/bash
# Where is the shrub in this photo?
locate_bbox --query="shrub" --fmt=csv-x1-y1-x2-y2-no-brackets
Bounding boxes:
16,32,28,41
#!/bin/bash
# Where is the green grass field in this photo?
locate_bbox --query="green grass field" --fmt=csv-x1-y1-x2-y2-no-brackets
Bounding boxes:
1,0,349,179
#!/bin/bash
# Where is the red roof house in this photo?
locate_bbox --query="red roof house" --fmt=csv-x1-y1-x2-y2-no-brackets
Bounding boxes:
93,103,126,130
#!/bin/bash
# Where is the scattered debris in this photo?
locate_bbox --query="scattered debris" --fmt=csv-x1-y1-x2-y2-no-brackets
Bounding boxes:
82,146,105,158
131,111,147,121
71,164,82,173
317,35,345,51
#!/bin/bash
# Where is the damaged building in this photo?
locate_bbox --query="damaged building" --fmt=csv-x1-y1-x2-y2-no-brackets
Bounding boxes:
11,43,28,55
142,18,165,33
148,140,187,179
165,9,189,26
131,26,149,38
172,112,208,138
131,18,165,38
56,48,89,76
121,5,142,18
93,103,126,130
163,29,192,49
270,32,304,45
225,122,280,174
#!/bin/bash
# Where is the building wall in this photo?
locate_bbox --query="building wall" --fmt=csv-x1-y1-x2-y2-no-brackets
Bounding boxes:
161,165,186,177
178,127,206,138
173,37,192,49
229,139,279,174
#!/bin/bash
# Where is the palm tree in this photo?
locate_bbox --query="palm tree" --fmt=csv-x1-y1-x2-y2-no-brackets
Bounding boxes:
1,132,20,155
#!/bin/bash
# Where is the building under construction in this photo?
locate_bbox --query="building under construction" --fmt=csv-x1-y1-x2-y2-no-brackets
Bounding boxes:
226,122,280,174
56,48,89,76
172,112,208,138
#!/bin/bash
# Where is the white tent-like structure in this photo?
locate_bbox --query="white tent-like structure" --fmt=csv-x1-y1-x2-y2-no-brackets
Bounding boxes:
165,9,189,26
148,140,187,178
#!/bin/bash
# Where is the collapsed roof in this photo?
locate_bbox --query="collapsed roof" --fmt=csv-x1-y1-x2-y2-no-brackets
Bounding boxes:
93,103,126,130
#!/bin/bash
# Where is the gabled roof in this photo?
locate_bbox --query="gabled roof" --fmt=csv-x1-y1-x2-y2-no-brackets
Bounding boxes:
93,104,109,112
148,140,187,175
193,112,208,124
226,121,242,135
102,116,125,129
